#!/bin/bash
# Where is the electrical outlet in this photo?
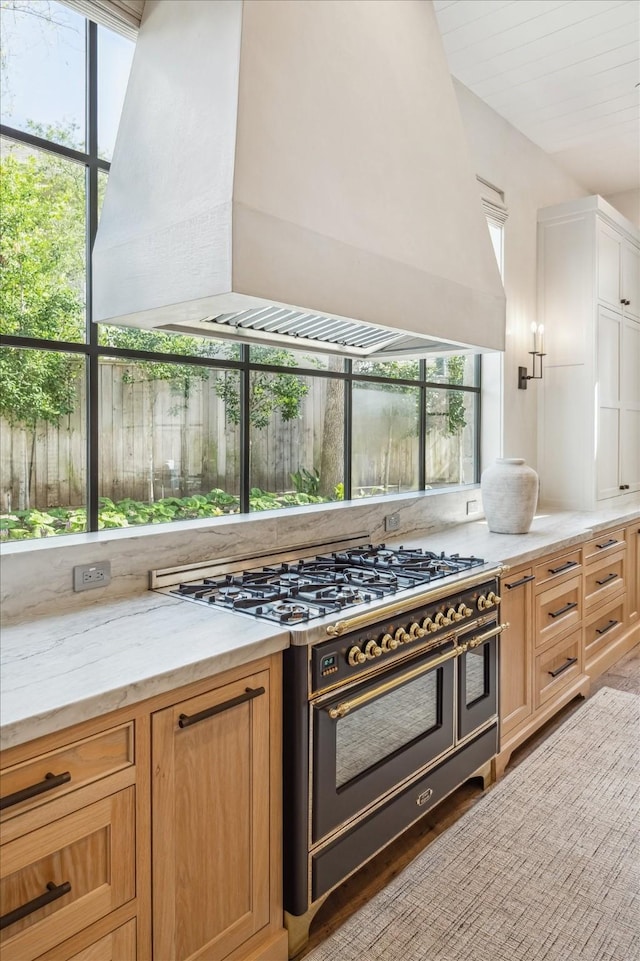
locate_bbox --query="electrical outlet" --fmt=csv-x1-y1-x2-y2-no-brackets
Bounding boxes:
73,561,111,592
466,500,480,515
385,512,400,532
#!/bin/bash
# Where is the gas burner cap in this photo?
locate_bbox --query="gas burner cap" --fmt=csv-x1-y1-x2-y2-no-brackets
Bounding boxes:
273,602,310,620
359,548,398,563
219,587,252,601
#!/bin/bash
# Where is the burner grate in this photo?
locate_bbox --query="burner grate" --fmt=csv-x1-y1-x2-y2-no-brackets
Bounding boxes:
169,544,485,624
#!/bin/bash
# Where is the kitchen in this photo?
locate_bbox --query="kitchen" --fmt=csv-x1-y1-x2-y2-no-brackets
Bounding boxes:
1,2,639,960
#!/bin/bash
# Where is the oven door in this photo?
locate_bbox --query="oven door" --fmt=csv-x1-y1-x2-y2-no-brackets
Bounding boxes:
311,642,455,843
457,623,499,741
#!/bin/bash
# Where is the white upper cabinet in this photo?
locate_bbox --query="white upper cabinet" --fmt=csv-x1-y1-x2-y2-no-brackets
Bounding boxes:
598,222,640,322
537,196,640,510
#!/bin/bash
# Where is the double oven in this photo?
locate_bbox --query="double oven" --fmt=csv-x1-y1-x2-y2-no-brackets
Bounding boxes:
152,539,507,956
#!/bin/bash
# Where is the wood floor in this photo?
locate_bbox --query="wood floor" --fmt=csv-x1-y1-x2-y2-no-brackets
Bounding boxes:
294,644,640,960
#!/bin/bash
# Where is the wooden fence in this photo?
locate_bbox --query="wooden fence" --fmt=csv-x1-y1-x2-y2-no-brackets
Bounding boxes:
0,362,471,511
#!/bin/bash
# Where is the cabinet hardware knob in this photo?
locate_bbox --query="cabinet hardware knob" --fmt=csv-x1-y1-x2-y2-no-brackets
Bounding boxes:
505,574,535,589
548,656,577,678
548,560,578,574
595,572,618,586
0,881,71,931
178,686,265,727
0,770,71,811
548,601,578,618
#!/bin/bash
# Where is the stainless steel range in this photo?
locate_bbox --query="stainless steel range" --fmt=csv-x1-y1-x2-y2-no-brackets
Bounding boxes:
151,536,508,957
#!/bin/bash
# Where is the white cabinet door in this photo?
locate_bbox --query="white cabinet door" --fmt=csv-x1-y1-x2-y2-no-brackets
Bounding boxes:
621,241,640,322
597,224,621,310
597,307,620,405
620,318,640,494
596,407,621,501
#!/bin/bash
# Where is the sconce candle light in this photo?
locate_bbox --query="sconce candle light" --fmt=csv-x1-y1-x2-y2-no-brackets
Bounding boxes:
518,322,545,389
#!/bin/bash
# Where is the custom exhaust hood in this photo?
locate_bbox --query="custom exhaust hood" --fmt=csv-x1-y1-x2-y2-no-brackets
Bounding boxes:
93,0,505,358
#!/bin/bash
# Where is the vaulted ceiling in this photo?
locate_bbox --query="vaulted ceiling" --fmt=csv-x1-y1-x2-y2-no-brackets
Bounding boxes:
434,0,640,196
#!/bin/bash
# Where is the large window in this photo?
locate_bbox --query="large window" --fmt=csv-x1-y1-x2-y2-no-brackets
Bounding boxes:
0,2,481,540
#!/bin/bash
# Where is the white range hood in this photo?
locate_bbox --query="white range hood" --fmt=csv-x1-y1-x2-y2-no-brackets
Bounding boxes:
93,0,505,358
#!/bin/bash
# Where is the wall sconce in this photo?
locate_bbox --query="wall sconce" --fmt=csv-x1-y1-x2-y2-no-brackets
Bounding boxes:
518,323,545,389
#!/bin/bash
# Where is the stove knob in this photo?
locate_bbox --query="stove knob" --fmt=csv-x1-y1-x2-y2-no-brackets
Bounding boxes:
487,591,501,606
458,603,473,618
422,617,438,633
409,621,426,638
395,627,409,644
348,646,367,666
434,612,451,628
477,595,487,610
447,607,463,622
365,639,383,659
381,633,399,652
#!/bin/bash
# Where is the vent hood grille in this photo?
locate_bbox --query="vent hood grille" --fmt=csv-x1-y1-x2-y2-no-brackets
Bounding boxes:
160,305,465,358
93,0,505,358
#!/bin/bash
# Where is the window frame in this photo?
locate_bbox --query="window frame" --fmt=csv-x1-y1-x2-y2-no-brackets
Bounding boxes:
0,7,482,537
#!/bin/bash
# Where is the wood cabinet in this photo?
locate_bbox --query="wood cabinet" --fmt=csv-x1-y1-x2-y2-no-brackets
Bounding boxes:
497,524,639,777
537,195,640,509
582,530,632,678
497,546,589,778
152,667,274,961
499,567,534,738
0,654,287,961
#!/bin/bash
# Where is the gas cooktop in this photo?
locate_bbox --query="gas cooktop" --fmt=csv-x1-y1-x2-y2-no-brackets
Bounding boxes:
167,544,486,625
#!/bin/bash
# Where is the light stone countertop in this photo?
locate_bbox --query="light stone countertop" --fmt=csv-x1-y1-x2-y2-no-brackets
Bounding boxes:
2,505,638,752
0,592,288,751
390,505,640,567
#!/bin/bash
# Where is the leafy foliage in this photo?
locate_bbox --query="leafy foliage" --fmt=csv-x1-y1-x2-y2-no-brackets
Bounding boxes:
0,486,336,538
215,346,310,429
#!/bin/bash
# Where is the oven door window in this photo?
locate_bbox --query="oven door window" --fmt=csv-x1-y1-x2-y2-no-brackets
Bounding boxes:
458,635,498,741
312,648,455,843
335,670,439,787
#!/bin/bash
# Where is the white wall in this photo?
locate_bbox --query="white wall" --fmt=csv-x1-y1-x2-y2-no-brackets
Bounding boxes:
605,189,640,229
453,80,588,474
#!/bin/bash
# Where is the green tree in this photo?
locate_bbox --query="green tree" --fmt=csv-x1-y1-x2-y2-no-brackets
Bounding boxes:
0,133,86,506
214,346,310,430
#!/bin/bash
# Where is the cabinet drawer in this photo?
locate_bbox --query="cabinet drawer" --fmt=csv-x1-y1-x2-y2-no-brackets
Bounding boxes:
1,724,134,823
534,549,581,590
583,551,625,610
583,528,626,564
59,920,137,961
535,576,581,649
535,630,582,708
584,598,626,668
0,788,135,961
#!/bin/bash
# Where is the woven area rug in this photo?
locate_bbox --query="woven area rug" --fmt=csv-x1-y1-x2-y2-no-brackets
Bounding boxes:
305,687,640,961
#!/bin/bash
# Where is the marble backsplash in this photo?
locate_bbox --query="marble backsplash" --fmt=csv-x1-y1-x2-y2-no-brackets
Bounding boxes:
0,487,482,625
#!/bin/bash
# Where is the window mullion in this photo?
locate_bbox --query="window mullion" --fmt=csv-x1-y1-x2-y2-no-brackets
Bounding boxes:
86,18,99,531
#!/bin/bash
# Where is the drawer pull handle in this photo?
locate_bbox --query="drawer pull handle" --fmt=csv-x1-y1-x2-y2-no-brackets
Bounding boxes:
548,601,577,619
505,574,535,589
595,619,619,636
0,771,71,811
595,538,618,549
548,560,578,575
595,572,618,586
0,881,71,931
548,657,577,679
178,686,265,729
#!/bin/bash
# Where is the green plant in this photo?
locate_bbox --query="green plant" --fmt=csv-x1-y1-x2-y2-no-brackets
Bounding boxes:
290,467,320,496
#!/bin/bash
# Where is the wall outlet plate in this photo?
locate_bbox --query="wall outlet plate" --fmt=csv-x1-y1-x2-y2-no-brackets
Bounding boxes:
466,500,480,515
73,561,111,592
385,512,401,532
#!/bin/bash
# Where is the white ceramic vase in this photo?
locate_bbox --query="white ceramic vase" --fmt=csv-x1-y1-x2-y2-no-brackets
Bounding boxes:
480,458,538,534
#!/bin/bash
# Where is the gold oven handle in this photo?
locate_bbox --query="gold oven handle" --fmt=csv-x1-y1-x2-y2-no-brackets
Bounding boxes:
326,622,508,720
